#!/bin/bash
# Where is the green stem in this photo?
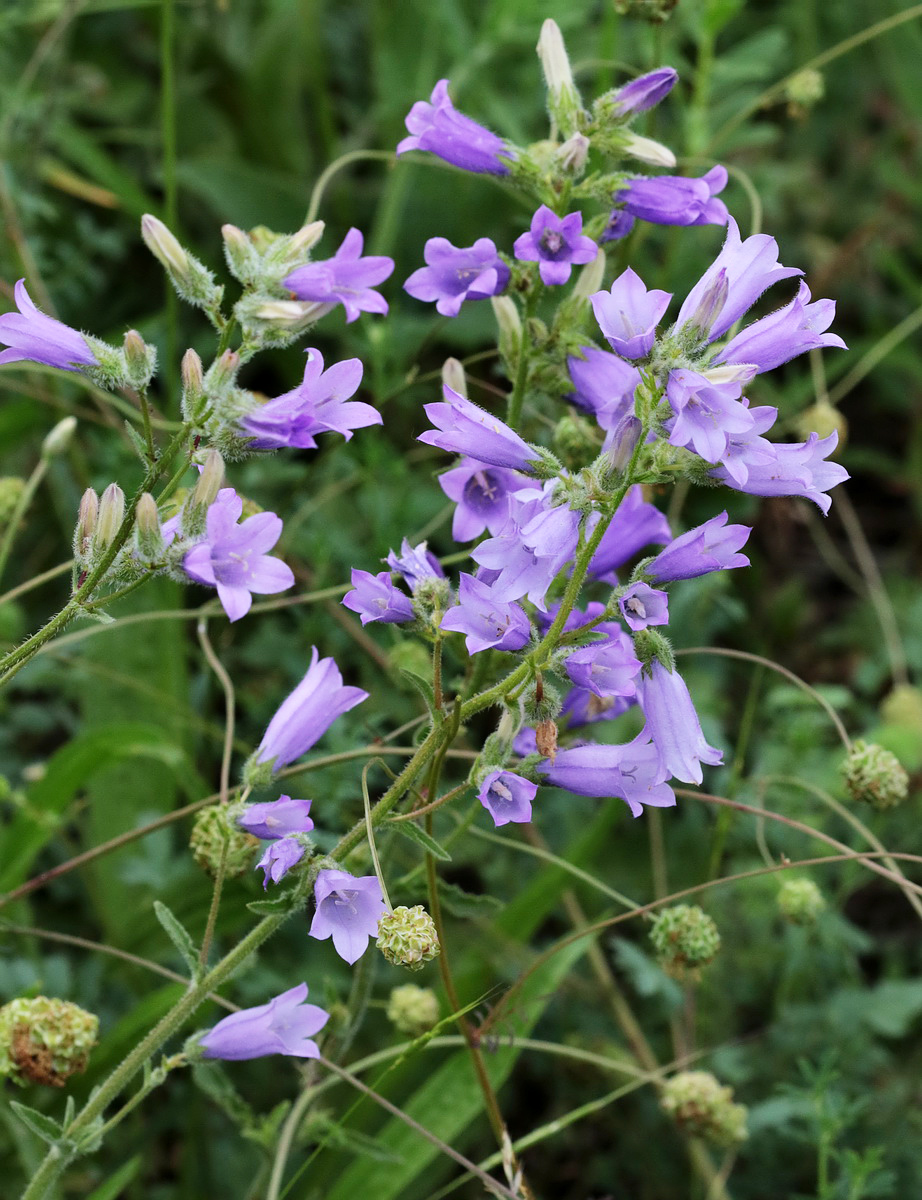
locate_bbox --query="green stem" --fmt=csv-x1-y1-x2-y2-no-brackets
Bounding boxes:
505,289,538,430
0,455,48,587
160,0,179,414
305,150,394,225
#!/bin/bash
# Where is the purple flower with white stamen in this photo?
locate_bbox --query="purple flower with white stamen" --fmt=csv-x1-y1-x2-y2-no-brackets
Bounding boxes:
440,572,531,654
199,983,328,1061
714,280,847,374
513,206,597,286
419,385,538,471
637,660,723,785
0,280,99,373
587,487,671,583
404,237,510,317
386,539,445,591
240,348,380,450
665,368,755,464
538,736,676,818
182,488,294,623
591,268,672,360
645,512,750,583
283,229,394,324
561,687,634,729
478,771,537,827
342,569,415,625
610,67,679,116
438,459,521,541
710,432,849,515
618,582,669,631
237,795,314,840
676,217,802,341
568,347,641,431
564,626,641,699
256,837,306,888
309,869,388,964
617,166,728,228
255,647,368,772
397,79,514,175
715,404,779,487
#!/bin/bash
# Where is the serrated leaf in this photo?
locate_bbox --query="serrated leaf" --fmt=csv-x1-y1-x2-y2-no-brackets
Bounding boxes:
436,877,500,918
389,819,451,861
10,1102,63,1146
153,900,199,977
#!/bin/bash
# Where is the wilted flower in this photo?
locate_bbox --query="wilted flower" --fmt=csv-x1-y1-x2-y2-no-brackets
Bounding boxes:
198,983,328,1061
256,836,306,888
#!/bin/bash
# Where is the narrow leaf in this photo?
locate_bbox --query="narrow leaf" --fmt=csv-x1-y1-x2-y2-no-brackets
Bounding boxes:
389,819,451,861
9,1103,63,1146
153,900,199,977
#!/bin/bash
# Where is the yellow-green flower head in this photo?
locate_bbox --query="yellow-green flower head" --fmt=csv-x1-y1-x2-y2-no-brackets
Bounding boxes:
0,996,98,1087
387,985,440,1035
650,904,721,980
661,1071,748,1146
842,740,909,811
190,804,260,878
376,905,440,971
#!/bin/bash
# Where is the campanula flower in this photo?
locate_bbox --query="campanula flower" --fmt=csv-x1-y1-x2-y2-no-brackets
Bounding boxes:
342,569,415,625
713,281,847,374
419,385,538,471
610,67,679,116
618,582,669,631
199,983,328,1061
397,79,514,175
440,572,531,654
568,347,640,431
478,771,537,826
591,268,672,360
256,837,306,888
637,660,723,784
283,229,393,323
438,459,522,541
385,539,445,591
616,166,728,228
665,368,755,464
539,737,676,817
645,513,751,582
513,206,597,286
237,795,314,840
404,237,510,316
0,280,99,373
309,869,388,964
710,431,849,515
564,627,641,699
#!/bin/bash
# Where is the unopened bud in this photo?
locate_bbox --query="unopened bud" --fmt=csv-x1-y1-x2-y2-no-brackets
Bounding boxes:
777,877,826,926
491,295,522,362
134,492,166,564
376,905,440,971
190,804,260,878
95,483,125,548
571,247,606,301
289,220,326,255
661,1072,747,1146
604,414,643,473
141,214,223,312
650,904,721,980
141,214,189,276
0,996,98,1088
121,329,157,391
842,740,909,811
207,350,240,394
42,416,77,459
621,130,676,168
536,20,583,137
387,984,440,1035
75,488,98,560
557,131,590,174
441,357,467,399
794,400,847,448
192,449,225,510
181,349,204,393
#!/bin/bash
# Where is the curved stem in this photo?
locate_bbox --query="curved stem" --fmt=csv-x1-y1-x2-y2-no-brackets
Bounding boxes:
304,150,395,225
0,455,48,587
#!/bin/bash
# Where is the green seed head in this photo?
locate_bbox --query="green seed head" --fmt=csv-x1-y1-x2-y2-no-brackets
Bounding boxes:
190,804,260,878
376,905,440,971
387,984,440,1035
778,877,826,926
661,1071,748,1146
842,740,909,811
0,996,98,1088
650,905,721,980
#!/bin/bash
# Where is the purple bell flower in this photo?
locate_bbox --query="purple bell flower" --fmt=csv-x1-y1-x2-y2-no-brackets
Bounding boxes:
610,67,679,116
617,166,728,228
342,568,415,625
397,79,514,175
560,687,634,729
710,431,849,515
237,795,314,840
538,736,676,818
513,205,597,286
665,368,755,464
419,385,538,472
714,280,847,374
637,660,723,785
438,459,521,542
0,280,99,373
587,486,672,583
255,647,368,773
568,347,641,432
600,209,637,244
478,771,537,827
618,582,669,631
256,836,306,888
645,512,751,583
591,268,672,360
385,538,445,591
440,572,531,654
283,228,394,324
309,869,388,964
199,983,328,1061
240,348,380,450
564,628,641,700
182,488,295,622
404,237,510,317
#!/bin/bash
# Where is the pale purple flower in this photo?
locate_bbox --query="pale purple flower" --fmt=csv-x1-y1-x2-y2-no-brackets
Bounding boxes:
419,385,538,471
600,209,637,244
618,582,669,631
564,626,641,699
561,687,634,729
513,206,597,286
538,736,676,818
438,459,521,541
716,403,780,487
199,983,328,1061
478,771,537,826
645,512,751,583
710,431,849,515
0,279,98,372
404,237,510,317
611,67,679,116
240,348,380,450
714,280,847,374
665,368,755,463
397,79,514,175
237,795,314,840
440,572,531,654
183,488,294,622
283,228,394,323
591,268,672,360
676,217,802,341
568,347,641,431
637,660,723,784
309,869,388,964
342,569,414,625
617,166,728,228
386,538,445,591
255,647,368,771
587,486,671,583
256,837,306,888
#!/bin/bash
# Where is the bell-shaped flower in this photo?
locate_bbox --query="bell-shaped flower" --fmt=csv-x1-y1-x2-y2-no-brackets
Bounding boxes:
713,281,847,374
440,572,531,654
438,459,522,542
385,538,445,592
616,166,728,228
342,569,415,625
397,79,514,175
564,626,641,699
618,582,669,631
538,736,676,817
256,837,306,888
591,268,672,360
665,368,755,464
513,205,597,286
710,431,849,515
237,795,314,840
309,869,388,964
568,347,641,432
645,512,751,583
478,771,537,826
637,660,723,785
198,983,328,1061
0,279,99,373
283,228,393,324
419,385,538,471
404,237,509,317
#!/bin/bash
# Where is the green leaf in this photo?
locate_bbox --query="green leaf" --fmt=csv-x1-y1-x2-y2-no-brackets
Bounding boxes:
9,1103,63,1147
436,877,501,919
246,895,299,916
153,901,200,978
84,1156,143,1200
388,819,451,861
397,669,438,720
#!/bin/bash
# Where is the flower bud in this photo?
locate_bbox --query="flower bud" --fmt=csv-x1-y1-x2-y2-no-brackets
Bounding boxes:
181,348,204,394
557,131,590,174
387,984,440,1035
134,492,165,564
74,488,98,563
777,877,826,926
376,905,440,971
621,130,677,168
660,1071,747,1146
141,214,189,276
441,357,467,399
681,271,729,341
221,223,261,284
0,477,25,525
121,329,157,391
604,415,643,474
0,996,98,1087
491,295,522,363
42,416,77,460
192,449,225,511
288,220,326,256
141,214,223,312
536,20,583,136
190,804,260,878
94,483,125,549
842,740,909,811
649,904,721,980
